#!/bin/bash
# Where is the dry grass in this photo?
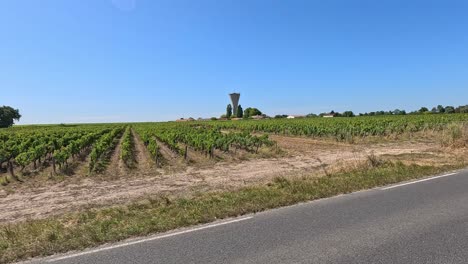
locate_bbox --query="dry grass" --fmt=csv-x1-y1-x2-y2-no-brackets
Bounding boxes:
440,123,468,148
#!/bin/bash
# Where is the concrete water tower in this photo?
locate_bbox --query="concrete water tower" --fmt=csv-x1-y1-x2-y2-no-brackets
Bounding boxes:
229,93,240,115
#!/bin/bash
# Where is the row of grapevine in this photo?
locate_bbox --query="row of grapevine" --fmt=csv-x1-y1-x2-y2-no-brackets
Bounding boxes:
134,123,274,160
52,130,110,172
0,126,112,177
120,126,134,168
89,127,124,172
134,127,163,166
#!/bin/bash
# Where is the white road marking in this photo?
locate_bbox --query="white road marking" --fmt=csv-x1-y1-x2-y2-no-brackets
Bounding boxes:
47,216,253,262
381,172,458,190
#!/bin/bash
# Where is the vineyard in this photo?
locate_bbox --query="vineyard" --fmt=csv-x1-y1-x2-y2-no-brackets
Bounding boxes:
204,114,468,140
0,124,118,179
0,122,276,185
1,114,467,186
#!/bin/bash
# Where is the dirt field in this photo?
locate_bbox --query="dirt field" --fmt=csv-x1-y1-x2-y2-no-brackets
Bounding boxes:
0,134,465,223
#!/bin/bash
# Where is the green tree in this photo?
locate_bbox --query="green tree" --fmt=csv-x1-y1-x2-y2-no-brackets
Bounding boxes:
342,111,355,117
444,106,455,114
237,105,243,118
437,105,445,113
0,106,21,128
243,107,262,118
457,105,468,113
275,114,288,119
226,104,232,118
418,107,429,113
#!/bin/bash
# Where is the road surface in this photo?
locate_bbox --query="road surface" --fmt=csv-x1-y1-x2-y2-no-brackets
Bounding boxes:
26,169,468,264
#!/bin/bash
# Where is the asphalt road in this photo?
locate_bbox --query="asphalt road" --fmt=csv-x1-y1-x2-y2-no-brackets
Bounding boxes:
27,169,468,264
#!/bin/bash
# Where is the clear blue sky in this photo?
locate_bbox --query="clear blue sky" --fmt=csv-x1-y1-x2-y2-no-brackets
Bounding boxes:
1,0,467,124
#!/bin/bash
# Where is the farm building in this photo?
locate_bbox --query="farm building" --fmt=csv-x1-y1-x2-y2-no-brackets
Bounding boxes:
323,113,336,118
251,115,265,120
287,115,305,119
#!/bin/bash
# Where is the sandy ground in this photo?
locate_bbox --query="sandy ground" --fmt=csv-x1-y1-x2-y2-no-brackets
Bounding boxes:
0,135,461,223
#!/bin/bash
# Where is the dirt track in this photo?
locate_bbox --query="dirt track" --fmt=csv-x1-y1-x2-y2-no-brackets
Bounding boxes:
0,135,458,223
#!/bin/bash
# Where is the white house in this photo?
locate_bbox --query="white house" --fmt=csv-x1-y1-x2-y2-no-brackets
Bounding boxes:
287,115,305,119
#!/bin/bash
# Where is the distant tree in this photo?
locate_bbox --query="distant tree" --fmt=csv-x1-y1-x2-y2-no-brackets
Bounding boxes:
275,114,288,119
236,105,244,118
342,111,355,117
418,107,429,113
445,106,455,114
226,104,232,118
431,107,438,113
306,113,318,118
457,105,468,113
211,117,218,121
0,106,21,128
437,105,445,113
243,107,262,118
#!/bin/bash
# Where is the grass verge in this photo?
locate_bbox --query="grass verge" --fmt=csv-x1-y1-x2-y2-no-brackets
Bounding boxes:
0,161,465,263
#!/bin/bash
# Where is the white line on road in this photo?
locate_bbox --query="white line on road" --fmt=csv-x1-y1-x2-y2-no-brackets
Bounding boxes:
47,216,253,262
381,172,458,190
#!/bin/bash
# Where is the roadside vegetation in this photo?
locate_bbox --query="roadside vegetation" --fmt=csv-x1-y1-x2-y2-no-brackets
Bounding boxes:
0,160,464,263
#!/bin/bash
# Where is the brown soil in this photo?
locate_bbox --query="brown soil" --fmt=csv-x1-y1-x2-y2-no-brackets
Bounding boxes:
0,135,465,223
181,144,211,164
132,129,155,173
104,133,128,179
154,138,181,167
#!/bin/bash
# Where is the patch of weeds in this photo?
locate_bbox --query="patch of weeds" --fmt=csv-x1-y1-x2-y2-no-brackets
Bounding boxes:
441,123,468,148
366,152,386,168
0,176,9,186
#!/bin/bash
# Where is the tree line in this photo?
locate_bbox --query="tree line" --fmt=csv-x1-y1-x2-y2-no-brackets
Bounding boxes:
301,104,468,118
359,104,468,116
223,104,263,119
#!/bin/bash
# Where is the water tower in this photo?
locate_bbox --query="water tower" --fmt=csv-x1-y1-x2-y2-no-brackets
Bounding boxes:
229,93,240,115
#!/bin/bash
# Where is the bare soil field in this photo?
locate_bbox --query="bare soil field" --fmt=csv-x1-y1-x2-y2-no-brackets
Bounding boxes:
0,135,465,223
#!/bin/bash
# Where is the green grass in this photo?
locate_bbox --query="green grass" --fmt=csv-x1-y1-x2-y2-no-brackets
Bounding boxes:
0,161,464,264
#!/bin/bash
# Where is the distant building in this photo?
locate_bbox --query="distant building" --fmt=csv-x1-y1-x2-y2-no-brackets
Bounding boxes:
251,115,265,120
287,115,305,119
323,113,337,118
